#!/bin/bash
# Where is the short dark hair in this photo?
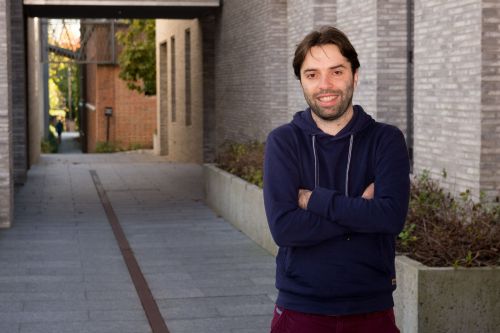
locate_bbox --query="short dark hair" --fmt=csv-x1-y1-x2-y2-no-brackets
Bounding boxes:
293,26,360,80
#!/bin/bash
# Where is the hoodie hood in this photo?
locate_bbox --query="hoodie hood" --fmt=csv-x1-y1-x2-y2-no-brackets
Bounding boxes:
292,105,375,139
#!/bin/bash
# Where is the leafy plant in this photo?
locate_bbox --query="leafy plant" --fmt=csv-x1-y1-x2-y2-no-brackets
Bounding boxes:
115,20,156,96
216,141,500,267
216,141,265,188
397,171,499,267
41,132,58,153
95,141,118,153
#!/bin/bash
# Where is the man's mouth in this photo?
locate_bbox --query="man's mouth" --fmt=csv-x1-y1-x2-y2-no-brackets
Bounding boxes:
318,95,338,102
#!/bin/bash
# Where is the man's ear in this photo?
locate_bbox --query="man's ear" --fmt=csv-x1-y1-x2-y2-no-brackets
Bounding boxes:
353,70,359,87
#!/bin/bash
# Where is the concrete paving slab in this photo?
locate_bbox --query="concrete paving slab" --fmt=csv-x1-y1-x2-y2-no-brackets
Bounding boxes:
1,152,276,332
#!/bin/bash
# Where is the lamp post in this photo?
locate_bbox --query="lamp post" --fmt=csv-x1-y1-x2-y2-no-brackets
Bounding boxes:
104,107,113,142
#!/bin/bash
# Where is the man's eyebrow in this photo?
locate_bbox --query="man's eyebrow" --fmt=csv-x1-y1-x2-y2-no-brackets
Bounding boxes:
302,64,346,73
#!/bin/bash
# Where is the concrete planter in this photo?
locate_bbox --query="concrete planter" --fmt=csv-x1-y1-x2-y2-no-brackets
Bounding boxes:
204,164,277,256
394,255,499,333
204,164,499,333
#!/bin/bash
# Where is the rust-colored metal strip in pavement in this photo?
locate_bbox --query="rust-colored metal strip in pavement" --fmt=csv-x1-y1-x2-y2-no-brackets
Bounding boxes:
90,170,170,333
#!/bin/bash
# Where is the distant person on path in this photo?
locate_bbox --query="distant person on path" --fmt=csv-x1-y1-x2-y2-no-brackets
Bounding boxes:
55,118,64,143
263,26,410,333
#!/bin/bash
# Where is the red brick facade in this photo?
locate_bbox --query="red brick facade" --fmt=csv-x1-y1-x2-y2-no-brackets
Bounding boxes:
84,22,156,153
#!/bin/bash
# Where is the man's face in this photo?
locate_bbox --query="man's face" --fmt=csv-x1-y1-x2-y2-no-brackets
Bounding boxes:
300,44,358,122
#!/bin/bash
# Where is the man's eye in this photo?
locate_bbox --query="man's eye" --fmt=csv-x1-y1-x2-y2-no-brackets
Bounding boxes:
305,73,316,79
333,70,343,76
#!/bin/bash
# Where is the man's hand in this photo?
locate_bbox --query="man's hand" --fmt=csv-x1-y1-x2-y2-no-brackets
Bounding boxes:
298,189,312,210
362,183,375,199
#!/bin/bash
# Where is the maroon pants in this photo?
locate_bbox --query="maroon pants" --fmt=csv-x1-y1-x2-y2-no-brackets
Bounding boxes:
270,306,400,333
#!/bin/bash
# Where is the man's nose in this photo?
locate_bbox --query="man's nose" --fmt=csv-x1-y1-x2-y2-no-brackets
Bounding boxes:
318,74,334,90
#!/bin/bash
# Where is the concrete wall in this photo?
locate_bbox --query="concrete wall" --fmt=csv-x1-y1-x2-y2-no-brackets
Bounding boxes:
394,256,500,333
156,19,204,163
0,0,13,228
204,164,277,256
413,0,483,196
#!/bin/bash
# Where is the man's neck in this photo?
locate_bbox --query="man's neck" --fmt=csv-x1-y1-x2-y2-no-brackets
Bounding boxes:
311,106,354,136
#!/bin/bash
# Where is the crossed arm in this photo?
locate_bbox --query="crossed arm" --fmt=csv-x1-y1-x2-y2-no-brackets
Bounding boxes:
298,183,374,209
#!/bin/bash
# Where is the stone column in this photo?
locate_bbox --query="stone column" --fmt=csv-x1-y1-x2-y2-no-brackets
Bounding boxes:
336,0,409,135
0,0,13,228
413,0,483,196
10,0,27,184
481,0,500,199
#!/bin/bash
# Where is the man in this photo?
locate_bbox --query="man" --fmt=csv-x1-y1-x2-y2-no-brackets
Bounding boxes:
263,26,410,333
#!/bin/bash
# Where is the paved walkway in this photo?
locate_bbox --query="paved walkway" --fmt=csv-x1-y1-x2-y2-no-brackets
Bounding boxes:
58,131,82,154
1,152,276,333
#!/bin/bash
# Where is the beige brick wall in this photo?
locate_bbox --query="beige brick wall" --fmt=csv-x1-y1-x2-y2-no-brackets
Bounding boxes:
156,19,203,163
0,0,13,228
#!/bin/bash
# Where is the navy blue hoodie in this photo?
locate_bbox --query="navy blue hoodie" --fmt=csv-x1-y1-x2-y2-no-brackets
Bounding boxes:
263,106,410,316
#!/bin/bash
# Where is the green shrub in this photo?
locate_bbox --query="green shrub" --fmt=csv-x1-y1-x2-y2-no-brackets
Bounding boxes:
216,141,500,267
397,171,499,267
41,132,58,153
216,141,264,188
95,141,118,153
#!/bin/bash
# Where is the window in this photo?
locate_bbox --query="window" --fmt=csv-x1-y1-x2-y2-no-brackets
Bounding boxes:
171,36,176,122
185,29,192,126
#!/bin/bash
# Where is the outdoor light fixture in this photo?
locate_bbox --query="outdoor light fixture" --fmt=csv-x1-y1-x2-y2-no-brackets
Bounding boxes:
104,107,113,142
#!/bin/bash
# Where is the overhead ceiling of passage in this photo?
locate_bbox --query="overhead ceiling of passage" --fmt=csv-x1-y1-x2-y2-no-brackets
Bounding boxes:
24,0,221,18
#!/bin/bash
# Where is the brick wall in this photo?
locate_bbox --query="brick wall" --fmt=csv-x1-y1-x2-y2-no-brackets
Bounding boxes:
337,0,408,135
10,0,26,184
0,0,13,228
337,0,377,121
156,19,204,163
201,15,216,162
287,0,337,117
85,22,157,153
213,0,288,150
481,0,500,199
413,0,482,196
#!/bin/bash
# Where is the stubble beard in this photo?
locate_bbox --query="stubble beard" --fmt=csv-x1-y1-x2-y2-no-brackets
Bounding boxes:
305,84,354,122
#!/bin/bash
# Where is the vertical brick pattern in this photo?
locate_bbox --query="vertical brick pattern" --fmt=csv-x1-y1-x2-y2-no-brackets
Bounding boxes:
0,0,13,227
214,0,287,150
337,0,377,119
10,0,26,184
287,0,337,116
413,0,482,196
376,0,408,134
286,0,313,117
481,0,500,199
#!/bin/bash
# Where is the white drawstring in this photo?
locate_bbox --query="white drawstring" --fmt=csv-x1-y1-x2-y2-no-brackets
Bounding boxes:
345,134,354,197
312,135,318,187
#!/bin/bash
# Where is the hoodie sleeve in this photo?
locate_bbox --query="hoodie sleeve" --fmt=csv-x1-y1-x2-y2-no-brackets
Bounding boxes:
263,127,349,247
306,127,410,235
